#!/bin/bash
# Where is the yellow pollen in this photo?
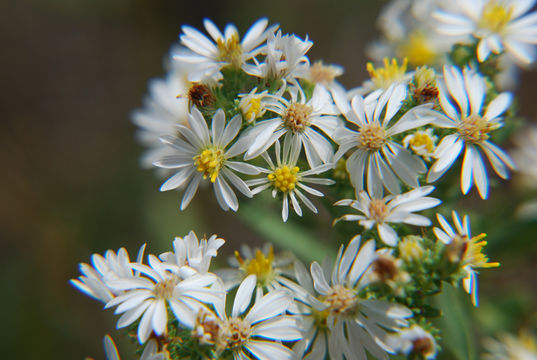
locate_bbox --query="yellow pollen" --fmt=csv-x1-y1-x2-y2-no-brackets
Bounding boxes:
153,277,178,300
322,285,358,316
194,147,225,183
217,33,242,67
408,132,435,153
369,198,390,222
222,317,251,349
284,103,312,133
367,58,408,89
458,114,498,143
398,31,437,66
268,165,300,192
398,236,425,262
480,1,513,33
358,123,387,151
310,61,338,84
236,247,275,285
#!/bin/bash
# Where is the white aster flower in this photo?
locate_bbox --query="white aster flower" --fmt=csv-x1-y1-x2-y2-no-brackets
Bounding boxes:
174,18,277,81
103,335,168,360
202,275,301,360
433,211,500,306
386,325,437,359
427,66,516,199
154,107,260,212
281,236,412,360
247,137,335,222
245,84,340,167
243,30,312,84
238,88,269,124
105,255,222,343
483,331,537,360
334,186,441,246
403,128,438,161
333,83,432,197
159,231,225,274
434,0,537,64
71,245,146,303
217,243,295,292
351,58,414,96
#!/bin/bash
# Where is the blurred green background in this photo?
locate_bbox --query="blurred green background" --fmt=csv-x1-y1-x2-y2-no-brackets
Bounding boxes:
2,0,537,359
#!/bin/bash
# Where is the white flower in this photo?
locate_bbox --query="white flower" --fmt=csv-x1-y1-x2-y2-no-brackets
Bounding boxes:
433,211,500,306
334,186,441,246
246,137,335,222
70,245,146,303
300,60,345,89
159,231,225,274
386,325,437,359
205,275,302,360
174,18,277,81
154,107,261,212
245,84,340,167
238,88,269,123
105,255,222,343
217,244,295,292
243,30,313,84
483,332,537,360
333,83,433,197
433,0,537,64
403,128,438,161
427,66,516,199
351,58,414,96
282,236,412,360
131,55,194,169
103,335,168,360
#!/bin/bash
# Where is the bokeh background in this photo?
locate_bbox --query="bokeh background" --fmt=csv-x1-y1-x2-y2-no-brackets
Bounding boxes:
2,0,537,359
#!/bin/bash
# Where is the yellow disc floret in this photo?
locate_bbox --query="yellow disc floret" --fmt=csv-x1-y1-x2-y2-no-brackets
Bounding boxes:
458,114,499,143
243,97,261,122
194,147,225,183
217,33,242,67
398,31,437,66
480,1,513,33
235,247,275,286
367,57,408,89
268,165,300,192
358,123,387,151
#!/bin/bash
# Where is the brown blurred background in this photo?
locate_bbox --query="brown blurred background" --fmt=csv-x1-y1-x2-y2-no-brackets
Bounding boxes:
2,0,537,359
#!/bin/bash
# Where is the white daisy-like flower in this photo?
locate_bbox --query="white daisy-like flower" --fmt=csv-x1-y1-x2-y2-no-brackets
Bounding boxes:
174,18,278,81
159,231,225,274
244,84,340,167
131,54,195,170
403,128,438,161
426,66,516,199
334,186,441,246
433,0,537,64
243,30,313,84
351,58,414,96
217,243,295,292
154,107,261,212
105,255,222,343
281,235,412,360
386,324,437,359
193,275,301,360
433,211,500,306
246,137,335,222
483,331,537,360
103,335,168,360
70,245,146,303
333,83,433,197
238,88,269,124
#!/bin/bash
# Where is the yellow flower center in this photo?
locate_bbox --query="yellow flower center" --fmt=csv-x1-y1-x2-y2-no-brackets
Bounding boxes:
358,123,387,151
398,31,437,66
479,1,513,33
243,97,262,122
267,165,300,192
153,276,178,300
367,58,408,89
217,33,242,67
398,236,425,262
222,317,251,349
322,285,358,316
284,103,312,133
194,147,225,183
310,61,339,84
458,114,498,143
408,131,436,153
235,247,275,286
369,198,390,222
